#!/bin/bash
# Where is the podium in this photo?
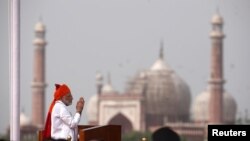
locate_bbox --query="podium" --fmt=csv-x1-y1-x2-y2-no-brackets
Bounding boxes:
38,125,121,141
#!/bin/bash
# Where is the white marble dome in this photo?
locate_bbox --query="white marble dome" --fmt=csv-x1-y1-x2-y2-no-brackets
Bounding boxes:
86,94,98,122
126,48,191,122
20,112,31,126
102,83,116,94
191,90,237,123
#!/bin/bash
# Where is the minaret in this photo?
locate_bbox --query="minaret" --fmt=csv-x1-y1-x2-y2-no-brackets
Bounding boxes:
95,71,103,124
96,71,103,95
31,21,47,128
160,40,164,59
208,12,225,124
107,72,112,86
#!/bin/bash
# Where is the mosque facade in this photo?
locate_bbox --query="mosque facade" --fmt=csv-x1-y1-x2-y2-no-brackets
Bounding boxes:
86,13,237,141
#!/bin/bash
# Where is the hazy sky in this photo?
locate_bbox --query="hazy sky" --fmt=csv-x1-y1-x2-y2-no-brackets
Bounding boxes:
0,0,249,134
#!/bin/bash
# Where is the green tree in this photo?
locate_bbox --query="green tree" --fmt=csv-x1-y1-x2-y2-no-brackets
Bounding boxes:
122,131,152,141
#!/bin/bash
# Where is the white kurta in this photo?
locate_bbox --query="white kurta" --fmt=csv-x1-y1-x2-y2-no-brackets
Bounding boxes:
51,100,81,141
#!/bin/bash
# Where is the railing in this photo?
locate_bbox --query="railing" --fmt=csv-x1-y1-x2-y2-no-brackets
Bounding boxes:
38,125,121,141
79,125,121,141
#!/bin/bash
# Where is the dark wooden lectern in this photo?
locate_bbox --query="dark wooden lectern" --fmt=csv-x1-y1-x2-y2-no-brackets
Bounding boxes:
38,125,121,141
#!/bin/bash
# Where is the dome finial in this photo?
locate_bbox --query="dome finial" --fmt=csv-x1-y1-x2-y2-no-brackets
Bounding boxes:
159,39,164,59
245,109,249,122
39,15,43,22
21,107,25,113
107,72,111,84
216,5,220,15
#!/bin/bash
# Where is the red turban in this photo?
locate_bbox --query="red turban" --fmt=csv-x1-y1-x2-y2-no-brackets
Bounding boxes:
43,83,71,139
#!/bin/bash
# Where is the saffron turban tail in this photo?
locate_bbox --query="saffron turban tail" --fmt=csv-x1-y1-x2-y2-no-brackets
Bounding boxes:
43,84,71,139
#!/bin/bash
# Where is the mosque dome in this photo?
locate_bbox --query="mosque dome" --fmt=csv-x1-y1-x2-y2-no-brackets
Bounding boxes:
211,13,223,25
150,58,170,71
126,47,191,122
101,73,117,94
102,83,116,94
20,112,31,127
191,90,237,123
86,94,98,122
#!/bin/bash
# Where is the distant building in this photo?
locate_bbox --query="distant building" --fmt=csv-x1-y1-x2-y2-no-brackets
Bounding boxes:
6,111,37,141
19,112,37,140
86,13,237,141
31,20,47,129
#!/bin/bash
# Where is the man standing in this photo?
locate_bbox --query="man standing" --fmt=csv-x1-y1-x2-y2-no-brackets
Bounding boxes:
43,83,84,141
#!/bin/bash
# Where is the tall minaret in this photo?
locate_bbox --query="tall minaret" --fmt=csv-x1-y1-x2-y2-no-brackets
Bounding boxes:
31,21,47,128
208,13,225,124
